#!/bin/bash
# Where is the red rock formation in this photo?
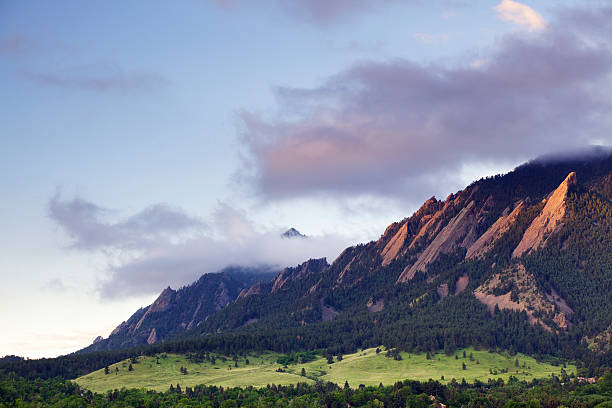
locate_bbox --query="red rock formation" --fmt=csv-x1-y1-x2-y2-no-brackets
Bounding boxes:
466,201,525,260
397,201,478,282
513,172,577,258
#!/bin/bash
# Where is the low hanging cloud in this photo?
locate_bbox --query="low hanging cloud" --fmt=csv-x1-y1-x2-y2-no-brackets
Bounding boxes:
49,195,352,298
239,5,612,200
494,0,547,32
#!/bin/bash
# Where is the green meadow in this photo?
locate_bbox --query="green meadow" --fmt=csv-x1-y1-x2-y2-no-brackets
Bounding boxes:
76,347,575,393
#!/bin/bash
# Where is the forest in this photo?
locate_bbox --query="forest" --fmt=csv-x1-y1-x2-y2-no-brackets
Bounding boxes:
1,371,611,407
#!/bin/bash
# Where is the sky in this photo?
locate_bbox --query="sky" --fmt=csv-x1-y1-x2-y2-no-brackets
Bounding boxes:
1,0,612,358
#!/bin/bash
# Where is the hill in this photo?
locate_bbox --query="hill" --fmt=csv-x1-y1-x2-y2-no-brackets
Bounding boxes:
75,347,574,393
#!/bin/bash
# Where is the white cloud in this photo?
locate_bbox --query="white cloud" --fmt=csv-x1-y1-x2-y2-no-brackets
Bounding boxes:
494,0,547,32
49,196,354,298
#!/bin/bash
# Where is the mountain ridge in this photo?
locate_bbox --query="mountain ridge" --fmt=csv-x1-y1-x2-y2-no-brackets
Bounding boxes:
81,148,612,361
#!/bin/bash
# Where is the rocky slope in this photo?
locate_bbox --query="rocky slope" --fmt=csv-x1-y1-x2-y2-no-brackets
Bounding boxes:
81,267,276,352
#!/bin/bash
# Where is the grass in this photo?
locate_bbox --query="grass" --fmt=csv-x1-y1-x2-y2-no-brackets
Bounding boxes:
76,347,575,393
76,352,312,393
292,347,575,387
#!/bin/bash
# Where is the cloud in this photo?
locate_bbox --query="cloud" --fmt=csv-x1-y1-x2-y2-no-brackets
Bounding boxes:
100,227,349,298
238,6,612,200
494,0,547,32
49,195,352,298
48,194,206,250
20,65,168,93
209,0,406,25
41,278,68,292
413,33,449,44
280,0,390,25
0,35,37,56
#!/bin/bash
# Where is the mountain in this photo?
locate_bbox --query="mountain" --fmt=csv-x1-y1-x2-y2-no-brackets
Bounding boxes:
188,148,612,356
81,267,277,352
83,148,612,363
281,227,307,239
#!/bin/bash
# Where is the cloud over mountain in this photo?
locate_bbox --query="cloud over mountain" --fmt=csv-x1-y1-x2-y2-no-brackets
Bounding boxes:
239,6,612,200
49,195,352,298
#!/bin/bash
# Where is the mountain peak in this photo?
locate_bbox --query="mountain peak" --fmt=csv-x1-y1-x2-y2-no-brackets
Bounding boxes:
512,172,577,258
282,228,307,239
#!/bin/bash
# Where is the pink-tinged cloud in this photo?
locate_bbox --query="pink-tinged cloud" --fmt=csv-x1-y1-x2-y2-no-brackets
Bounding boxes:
494,0,547,32
240,6,612,199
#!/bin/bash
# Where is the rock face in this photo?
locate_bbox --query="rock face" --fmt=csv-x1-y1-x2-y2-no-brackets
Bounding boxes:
398,201,478,282
146,328,157,345
513,172,577,258
271,258,328,293
380,222,409,266
237,281,266,300
455,274,469,294
466,201,524,260
474,264,569,331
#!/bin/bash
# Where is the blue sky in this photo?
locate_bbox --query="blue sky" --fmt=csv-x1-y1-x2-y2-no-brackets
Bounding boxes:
1,0,611,357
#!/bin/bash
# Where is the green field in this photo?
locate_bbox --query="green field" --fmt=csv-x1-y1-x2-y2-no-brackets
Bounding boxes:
76,348,575,393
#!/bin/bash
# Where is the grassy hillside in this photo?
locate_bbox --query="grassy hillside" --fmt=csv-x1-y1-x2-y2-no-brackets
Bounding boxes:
76,347,575,393
296,347,574,387
76,352,310,393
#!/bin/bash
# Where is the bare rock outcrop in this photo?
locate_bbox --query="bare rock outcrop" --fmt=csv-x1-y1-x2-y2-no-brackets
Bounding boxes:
134,287,176,331
455,274,469,294
466,201,525,259
366,298,384,313
437,283,449,301
474,264,569,331
237,281,266,300
513,172,576,258
272,258,328,293
381,222,409,266
321,299,339,322
146,328,158,345
397,201,478,282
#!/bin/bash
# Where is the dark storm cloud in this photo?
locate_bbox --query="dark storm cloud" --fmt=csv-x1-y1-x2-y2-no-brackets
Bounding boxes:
239,6,612,199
